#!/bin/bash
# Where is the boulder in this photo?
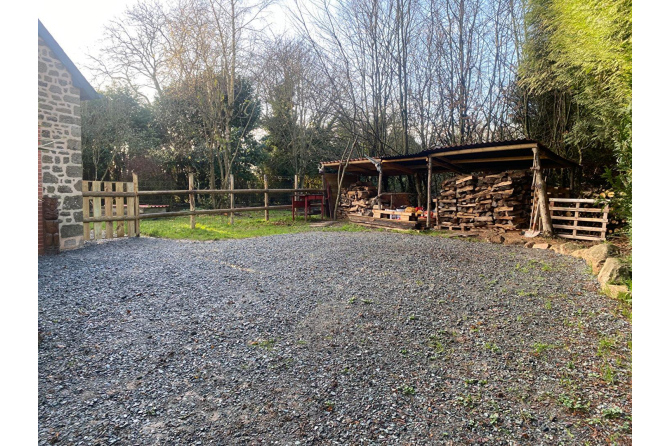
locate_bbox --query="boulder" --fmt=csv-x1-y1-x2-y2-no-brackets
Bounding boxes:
504,238,526,246
572,243,619,273
487,235,505,244
598,257,632,287
557,242,583,255
602,283,630,299
570,248,587,259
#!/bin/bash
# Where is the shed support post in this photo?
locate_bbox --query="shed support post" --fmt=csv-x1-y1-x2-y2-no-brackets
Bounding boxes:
532,147,553,237
377,166,383,210
426,156,432,228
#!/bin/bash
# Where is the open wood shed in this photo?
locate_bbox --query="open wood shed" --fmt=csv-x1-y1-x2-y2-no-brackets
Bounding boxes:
320,139,580,234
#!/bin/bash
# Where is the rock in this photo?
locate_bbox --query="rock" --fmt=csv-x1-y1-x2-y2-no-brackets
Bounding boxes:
570,248,586,259
572,244,618,274
557,242,583,255
524,241,535,249
602,283,630,299
487,235,504,244
597,258,631,287
532,243,550,250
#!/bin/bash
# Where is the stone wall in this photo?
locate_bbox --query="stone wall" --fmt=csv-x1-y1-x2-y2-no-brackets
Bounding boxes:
38,37,84,251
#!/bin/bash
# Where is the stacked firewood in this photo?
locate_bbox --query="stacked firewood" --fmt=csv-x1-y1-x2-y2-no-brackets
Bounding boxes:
437,171,533,231
337,182,383,218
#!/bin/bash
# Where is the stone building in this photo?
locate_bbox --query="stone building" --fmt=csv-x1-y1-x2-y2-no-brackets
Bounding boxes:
38,20,98,253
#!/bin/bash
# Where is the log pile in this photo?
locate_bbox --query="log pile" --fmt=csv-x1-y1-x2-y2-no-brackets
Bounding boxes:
336,182,387,218
437,171,533,231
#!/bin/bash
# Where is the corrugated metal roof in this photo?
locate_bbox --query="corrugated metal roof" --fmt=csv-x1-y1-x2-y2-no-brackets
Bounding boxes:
321,157,381,166
320,139,578,175
382,139,542,161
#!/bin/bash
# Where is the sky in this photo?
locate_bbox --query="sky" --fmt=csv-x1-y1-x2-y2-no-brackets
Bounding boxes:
37,0,296,91
38,0,138,85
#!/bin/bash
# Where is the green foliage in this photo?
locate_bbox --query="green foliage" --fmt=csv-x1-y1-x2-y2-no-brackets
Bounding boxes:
533,342,553,355
155,76,263,194
401,385,416,396
81,86,160,181
558,393,590,413
260,38,340,183
517,0,632,234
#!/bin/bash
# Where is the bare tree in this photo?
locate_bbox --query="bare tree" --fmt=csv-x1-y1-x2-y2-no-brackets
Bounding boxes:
87,0,169,103
259,36,336,185
163,0,271,202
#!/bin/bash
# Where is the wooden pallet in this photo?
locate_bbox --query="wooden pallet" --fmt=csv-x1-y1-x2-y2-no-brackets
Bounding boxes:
349,215,421,230
372,209,418,222
549,198,608,241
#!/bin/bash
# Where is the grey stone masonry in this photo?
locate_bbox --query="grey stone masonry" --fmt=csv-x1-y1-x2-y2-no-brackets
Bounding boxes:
39,37,83,250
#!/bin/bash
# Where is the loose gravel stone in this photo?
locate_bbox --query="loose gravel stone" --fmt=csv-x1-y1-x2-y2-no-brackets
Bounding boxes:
39,232,632,445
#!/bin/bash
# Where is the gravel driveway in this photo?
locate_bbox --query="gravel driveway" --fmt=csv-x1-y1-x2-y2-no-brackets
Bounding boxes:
38,232,632,445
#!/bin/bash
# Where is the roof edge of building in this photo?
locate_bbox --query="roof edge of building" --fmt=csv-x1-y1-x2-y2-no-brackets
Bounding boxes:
38,19,100,101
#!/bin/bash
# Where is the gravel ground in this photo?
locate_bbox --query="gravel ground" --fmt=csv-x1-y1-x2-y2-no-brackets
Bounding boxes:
38,232,632,445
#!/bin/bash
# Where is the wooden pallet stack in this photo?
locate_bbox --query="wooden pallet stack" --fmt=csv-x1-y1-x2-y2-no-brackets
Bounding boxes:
436,171,533,231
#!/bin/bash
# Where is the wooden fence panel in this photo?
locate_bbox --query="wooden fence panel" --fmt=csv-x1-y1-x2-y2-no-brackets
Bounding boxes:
549,198,609,241
81,180,135,241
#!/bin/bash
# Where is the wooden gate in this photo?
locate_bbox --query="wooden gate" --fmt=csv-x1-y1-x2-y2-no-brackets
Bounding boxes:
549,198,609,241
82,174,140,240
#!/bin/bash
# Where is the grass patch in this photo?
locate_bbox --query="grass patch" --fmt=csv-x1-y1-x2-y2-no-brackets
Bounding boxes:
515,259,552,273
558,393,590,414
401,385,416,396
140,210,368,241
532,342,555,356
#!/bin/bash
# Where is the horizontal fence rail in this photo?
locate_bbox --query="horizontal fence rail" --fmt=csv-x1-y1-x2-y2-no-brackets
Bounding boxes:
81,174,327,239
82,188,325,197
549,198,609,241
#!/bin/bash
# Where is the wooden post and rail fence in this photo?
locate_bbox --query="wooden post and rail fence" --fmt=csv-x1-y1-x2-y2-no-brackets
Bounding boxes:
82,173,325,241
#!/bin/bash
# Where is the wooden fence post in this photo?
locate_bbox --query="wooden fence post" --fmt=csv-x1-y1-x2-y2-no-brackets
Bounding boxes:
189,173,196,229
104,182,113,239
264,174,269,222
115,182,124,238
127,180,136,237
229,174,235,225
82,181,90,241
92,181,102,239
133,173,140,236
